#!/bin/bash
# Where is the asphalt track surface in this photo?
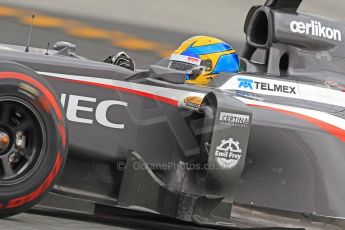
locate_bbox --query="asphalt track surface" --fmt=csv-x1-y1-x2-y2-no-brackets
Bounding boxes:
0,1,344,229
1,212,130,230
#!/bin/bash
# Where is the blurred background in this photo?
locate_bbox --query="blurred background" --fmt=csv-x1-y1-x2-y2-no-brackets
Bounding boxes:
0,0,344,68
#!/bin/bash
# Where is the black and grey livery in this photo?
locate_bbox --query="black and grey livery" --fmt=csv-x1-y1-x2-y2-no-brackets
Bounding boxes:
0,0,344,228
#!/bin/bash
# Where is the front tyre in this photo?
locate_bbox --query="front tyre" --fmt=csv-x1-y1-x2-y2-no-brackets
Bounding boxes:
0,61,67,217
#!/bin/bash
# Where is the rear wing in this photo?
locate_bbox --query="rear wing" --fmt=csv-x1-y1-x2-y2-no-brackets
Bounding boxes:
242,0,345,76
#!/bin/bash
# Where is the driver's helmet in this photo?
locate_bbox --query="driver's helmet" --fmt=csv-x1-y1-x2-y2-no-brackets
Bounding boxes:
169,36,239,85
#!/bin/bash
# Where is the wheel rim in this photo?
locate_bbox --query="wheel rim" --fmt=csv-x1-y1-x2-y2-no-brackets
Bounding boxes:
0,97,46,185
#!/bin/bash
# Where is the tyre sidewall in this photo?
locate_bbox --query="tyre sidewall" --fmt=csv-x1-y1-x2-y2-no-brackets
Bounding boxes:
0,62,67,216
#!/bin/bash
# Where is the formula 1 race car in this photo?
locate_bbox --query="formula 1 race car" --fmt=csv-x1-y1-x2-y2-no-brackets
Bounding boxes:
0,0,344,228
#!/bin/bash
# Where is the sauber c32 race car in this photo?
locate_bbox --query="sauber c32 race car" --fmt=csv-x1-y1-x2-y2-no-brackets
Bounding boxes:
0,0,344,228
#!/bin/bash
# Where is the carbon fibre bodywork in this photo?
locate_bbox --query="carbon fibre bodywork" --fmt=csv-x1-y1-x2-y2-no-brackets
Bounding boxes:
0,0,345,228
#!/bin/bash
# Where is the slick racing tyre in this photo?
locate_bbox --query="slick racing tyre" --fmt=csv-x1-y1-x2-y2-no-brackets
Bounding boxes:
0,61,67,217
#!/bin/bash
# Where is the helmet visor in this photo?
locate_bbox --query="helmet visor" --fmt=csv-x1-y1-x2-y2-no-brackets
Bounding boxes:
169,54,212,71
169,61,197,72
169,54,201,71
